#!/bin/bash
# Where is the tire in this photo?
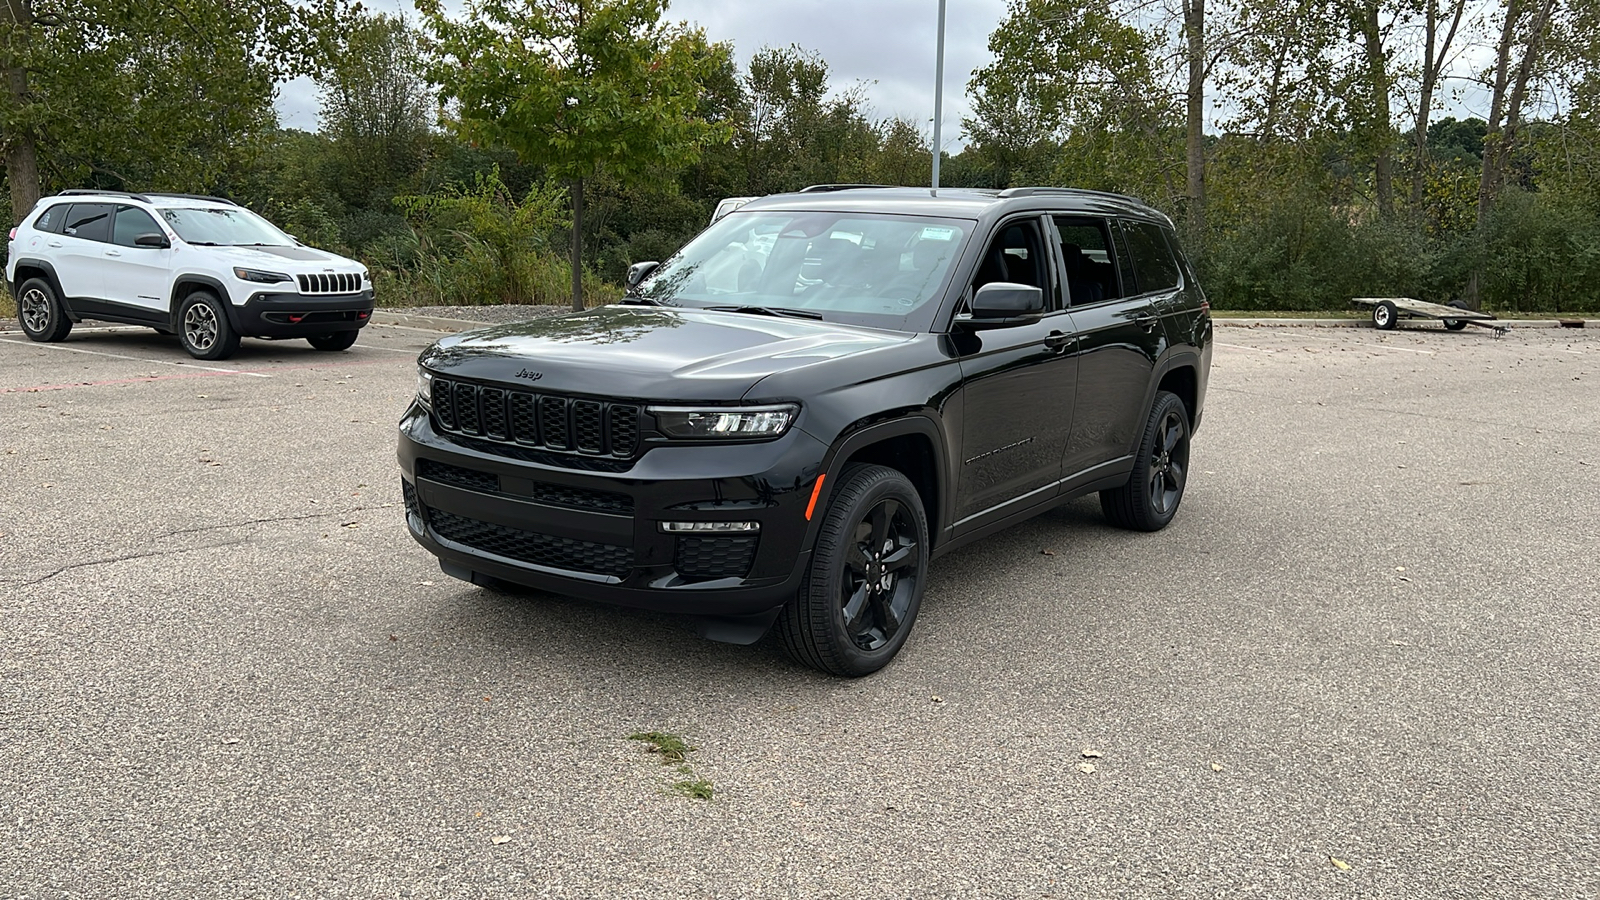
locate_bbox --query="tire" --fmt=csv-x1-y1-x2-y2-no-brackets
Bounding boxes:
16,277,72,343
307,331,358,351
779,464,929,677
1442,299,1469,331
1100,391,1191,532
176,291,241,360
1372,300,1398,330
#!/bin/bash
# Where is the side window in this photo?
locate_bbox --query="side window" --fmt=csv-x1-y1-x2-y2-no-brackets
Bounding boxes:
62,204,113,243
972,218,1049,302
1049,216,1121,306
1121,219,1181,294
34,205,62,234
112,206,162,248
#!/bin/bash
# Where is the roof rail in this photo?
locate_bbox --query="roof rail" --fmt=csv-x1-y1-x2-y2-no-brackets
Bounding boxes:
998,186,1147,205
57,188,153,203
143,192,239,207
798,183,898,193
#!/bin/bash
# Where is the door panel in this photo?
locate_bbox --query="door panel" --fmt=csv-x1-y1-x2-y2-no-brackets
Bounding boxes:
105,206,173,314
1059,299,1164,478
54,203,114,301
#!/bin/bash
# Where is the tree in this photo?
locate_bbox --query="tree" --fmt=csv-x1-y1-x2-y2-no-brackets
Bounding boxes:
0,0,350,223
319,12,434,202
419,0,731,310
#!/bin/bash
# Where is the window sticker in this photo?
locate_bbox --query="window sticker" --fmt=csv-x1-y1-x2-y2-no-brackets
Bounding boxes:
919,226,956,241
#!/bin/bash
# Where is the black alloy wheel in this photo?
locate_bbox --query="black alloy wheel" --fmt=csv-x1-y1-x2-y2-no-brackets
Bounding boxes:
17,277,72,342
1101,390,1191,532
780,464,928,677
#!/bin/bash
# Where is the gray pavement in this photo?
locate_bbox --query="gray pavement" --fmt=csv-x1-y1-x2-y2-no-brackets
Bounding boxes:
1,320,1596,898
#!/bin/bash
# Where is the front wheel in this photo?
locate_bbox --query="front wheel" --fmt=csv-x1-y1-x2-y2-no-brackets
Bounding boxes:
1372,300,1399,330
1101,391,1191,532
1442,299,1469,331
307,331,359,351
779,464,928,677
177,291,241,360
17,277,72,342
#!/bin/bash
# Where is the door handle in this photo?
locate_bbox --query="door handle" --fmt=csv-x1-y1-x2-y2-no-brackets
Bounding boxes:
105,250,122,257
46,240,62,248
1045,330,1072,352
1135,314,1159,331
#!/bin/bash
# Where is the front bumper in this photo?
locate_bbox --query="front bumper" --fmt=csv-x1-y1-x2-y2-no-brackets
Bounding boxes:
397,403,826,618
231,288,375,338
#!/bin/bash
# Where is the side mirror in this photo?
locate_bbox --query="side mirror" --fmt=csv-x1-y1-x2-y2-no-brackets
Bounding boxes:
963,282,1044,328
625,261,660,288
134,232,170,249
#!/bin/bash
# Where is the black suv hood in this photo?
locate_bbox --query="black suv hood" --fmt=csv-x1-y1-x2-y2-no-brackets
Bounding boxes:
418,305,913,401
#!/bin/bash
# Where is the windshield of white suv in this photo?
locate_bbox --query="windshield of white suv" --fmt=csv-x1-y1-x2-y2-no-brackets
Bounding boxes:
161,207,294,247
635,210,969,330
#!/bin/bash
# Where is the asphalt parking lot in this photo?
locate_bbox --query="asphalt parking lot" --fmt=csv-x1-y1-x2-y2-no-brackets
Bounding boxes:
2,319,1596,898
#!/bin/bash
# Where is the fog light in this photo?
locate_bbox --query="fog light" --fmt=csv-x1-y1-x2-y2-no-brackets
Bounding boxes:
660,521,760,533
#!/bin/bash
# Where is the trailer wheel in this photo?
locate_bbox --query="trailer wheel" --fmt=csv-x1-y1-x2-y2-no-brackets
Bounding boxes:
1442,300,1469,331
1372,301,1399,331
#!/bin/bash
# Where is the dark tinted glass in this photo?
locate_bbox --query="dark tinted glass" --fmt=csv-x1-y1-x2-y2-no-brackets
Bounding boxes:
1050,216,1120,304
62,204,113,243
34,204,63,233
112,206,162,248
1122,220,1181,293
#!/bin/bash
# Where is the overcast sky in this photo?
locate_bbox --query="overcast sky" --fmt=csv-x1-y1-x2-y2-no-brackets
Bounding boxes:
272,0,1010,151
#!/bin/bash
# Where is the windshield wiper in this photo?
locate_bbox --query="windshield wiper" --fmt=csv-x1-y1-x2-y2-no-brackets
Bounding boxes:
703,305,824,320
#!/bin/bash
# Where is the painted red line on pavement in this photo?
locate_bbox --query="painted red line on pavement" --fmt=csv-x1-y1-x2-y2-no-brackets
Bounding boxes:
233,357,407,376
1,370,235,394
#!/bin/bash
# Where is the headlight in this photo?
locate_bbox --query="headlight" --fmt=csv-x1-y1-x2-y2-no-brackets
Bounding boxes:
649,404,798,440
233,267,291,284
416,368,433,407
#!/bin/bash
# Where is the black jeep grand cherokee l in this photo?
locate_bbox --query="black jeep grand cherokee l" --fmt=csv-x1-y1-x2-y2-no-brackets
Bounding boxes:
399,186,1212,676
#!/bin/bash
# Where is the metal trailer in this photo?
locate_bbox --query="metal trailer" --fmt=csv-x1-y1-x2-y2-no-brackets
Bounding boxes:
1352,296,1510,337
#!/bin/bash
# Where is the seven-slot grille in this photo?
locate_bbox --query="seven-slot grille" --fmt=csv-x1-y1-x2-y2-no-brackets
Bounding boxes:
432,377,641,457
296,272,362,295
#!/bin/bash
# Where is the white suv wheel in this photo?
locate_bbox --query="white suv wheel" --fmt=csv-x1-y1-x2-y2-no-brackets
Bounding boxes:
183,301,219,351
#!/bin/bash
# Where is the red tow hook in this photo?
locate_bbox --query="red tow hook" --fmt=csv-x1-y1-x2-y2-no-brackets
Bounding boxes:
288,314,304,323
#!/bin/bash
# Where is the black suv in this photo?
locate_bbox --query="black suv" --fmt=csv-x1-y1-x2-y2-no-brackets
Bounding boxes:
398,186,1212,676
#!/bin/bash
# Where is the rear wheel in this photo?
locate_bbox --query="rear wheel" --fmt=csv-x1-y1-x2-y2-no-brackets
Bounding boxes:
1101,391,1191,532
177,291,241,360
779,464,928,677
1442,299,1469,331
307,331,359,351
17,278,72,342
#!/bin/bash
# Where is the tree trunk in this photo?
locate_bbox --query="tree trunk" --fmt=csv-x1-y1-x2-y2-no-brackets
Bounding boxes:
1411,0,1467,206
1468,0,1557,309
1182,0,1206,252
570,176,584,311
1,0,40,224
1357,2,1393,219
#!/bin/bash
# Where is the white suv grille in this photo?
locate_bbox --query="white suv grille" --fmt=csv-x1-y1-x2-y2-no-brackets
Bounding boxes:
297,273,362,295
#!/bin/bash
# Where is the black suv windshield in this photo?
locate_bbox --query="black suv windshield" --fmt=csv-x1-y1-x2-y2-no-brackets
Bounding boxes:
638,210,969,330
161,207,293,247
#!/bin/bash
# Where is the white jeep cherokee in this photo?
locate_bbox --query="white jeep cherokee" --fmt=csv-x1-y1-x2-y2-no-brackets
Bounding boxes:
6,190,374,360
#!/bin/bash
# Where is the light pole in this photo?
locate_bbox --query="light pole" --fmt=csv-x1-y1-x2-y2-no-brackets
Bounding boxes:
931,0,946,190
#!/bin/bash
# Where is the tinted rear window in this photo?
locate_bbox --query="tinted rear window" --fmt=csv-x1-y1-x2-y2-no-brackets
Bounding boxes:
63,204,113,243
33,204,65,234
1121,220,1181,294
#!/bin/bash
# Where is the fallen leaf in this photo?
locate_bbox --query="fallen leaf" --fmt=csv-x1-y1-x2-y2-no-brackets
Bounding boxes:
1330,856,1351,871
221,737,240,746
389,635,398,642
1041,549,1056,556
491,835,511,845
1211,762,1224,772
1388,639,1409,646
1081,748,1102,759
1077,762,1096,774
341,521,361,528
931,695,944,703
418,580,435,586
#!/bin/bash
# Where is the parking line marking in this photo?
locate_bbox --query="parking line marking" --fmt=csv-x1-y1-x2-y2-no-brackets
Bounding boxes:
1216,342,1277,353
0,337,272,376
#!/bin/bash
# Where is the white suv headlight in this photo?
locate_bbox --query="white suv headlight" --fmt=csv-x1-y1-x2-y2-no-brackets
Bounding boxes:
649,404,798,440
233,267,291,284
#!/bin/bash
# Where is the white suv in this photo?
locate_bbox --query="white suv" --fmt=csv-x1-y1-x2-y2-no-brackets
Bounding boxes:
6,190,374,360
